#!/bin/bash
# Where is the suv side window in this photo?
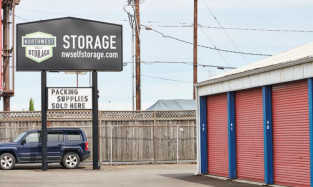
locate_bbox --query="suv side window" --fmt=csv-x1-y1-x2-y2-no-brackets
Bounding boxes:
48,131,63,142
25,132,41,143
67,131,82,141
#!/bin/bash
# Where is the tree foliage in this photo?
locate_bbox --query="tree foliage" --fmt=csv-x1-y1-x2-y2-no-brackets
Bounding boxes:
29,98,35,111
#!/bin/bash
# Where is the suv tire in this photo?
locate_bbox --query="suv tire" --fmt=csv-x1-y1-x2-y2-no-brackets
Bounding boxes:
0,153,16,170
62,152,80,169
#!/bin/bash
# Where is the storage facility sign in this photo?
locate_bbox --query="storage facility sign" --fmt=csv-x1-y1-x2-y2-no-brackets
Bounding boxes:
48,88,92,110
17,17,123,71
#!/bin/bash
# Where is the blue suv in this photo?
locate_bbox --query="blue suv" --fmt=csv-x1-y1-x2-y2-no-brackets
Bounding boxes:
0,128,90,170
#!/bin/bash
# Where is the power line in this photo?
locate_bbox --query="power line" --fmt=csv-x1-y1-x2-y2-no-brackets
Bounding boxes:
199,27,231,67
142,23,313,33
200,0,248,63
15,14,29,21
124,61,236,69
199,24,313,33
142,24,192,28
142,20,191,25
144,27,272,56
17,8,189,25
142,74,192,84
18,9,129,23
17,9,313,33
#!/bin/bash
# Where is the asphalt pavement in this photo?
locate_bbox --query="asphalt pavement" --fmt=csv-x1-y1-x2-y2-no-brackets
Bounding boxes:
0,164,261,187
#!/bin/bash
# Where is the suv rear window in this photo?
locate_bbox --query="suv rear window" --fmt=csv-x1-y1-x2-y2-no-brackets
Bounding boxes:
48,131,63,142
67,131,82,141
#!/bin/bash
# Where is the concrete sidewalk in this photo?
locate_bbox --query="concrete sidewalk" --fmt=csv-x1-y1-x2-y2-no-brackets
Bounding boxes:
0,164,260,187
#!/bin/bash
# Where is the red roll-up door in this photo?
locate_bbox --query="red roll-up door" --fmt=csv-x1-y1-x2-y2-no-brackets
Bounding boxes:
272,80,310,187
235,88,264,182
207,93,228,177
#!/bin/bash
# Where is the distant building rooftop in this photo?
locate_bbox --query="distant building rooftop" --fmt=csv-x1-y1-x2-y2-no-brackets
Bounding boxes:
146,99,196,111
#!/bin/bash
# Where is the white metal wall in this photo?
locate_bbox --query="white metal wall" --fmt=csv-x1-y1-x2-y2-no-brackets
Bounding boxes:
198,62,313,97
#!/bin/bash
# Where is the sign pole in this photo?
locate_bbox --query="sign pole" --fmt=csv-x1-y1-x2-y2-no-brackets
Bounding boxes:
92,71,100,170
41,70,48,171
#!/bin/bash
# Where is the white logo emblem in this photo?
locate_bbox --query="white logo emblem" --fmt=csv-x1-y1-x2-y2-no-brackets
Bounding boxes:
22,32,56,63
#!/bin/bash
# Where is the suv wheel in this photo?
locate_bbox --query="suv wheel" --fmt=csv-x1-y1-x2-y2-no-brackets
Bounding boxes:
0,153,16,170
63,152,80,169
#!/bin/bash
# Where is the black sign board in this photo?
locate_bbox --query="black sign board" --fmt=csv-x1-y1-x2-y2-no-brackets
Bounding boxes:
17,17,123,71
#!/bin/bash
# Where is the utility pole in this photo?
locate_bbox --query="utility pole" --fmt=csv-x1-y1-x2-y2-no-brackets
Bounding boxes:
2,0,16,111
127,0,135,111
132,25,135,111
193,0,198,100
3,1,11,111
135,0,141,110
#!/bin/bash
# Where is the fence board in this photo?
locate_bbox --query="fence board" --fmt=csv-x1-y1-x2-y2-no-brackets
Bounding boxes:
0,111,196,163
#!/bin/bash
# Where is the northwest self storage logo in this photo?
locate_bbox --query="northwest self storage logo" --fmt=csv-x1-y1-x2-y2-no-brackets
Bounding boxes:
22,32,56,63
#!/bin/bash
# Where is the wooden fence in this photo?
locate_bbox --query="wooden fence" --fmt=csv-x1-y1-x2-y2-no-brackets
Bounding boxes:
0,110,197,164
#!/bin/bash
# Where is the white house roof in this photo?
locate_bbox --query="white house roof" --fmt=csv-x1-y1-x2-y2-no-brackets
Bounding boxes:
196,42,313,87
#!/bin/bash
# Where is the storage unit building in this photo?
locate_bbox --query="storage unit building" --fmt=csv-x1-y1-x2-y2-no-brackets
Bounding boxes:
196,42,313,187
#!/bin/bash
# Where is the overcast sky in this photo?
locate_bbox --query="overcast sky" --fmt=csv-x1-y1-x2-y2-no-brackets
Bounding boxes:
4,0,313,111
